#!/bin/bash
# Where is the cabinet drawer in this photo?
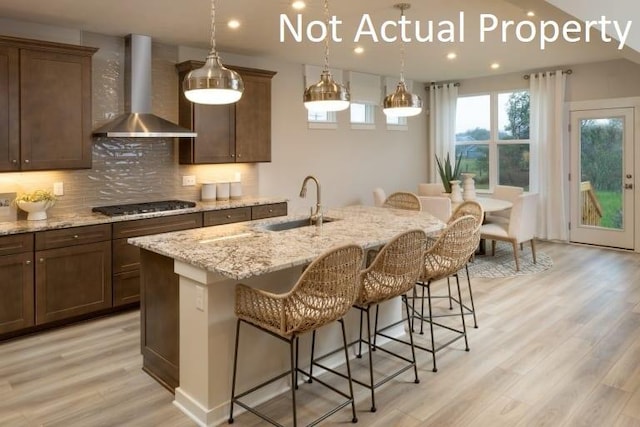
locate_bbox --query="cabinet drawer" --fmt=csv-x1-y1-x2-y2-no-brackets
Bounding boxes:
113,270,140,307
0,233,33,256
35,224,111,251
203,207,251,226
251,203,287,220
113,213,203,239
113,238,141,274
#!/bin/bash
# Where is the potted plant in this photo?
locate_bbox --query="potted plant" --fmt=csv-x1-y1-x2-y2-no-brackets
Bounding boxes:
15,189,57,220
435,152,463,193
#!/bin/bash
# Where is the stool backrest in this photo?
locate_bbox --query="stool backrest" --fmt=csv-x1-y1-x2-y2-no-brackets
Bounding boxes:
383,191,421,211
358,229,427,305
284,244,364,334
423,215,480,281
449,200,484,231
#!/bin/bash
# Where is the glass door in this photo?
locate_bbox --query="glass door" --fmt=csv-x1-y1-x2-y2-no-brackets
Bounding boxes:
569,108,634,249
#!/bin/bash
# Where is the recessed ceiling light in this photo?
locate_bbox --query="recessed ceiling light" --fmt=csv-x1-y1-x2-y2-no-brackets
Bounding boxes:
447,52,457,60
292,0,306,10
526,10,535,17
354,46,364,54
491,62,501,70
228,19,240,29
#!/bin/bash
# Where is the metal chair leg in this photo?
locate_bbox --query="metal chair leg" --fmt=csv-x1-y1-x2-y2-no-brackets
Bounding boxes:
228,319,241,424
308,330,316,383
357,310,364,358
365,307,376,412
339,319,358,423
290,338,297,427
426,281,437,372
465,263,478,328
456,275,470,351
403,295,420,384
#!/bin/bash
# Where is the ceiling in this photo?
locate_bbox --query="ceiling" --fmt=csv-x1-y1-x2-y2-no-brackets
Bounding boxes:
0,0,629,82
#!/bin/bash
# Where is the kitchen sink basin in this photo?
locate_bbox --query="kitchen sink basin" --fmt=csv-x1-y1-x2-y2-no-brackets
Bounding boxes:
261,217,337,232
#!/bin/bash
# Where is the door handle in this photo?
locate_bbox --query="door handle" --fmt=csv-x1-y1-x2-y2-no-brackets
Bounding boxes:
624,183,633,189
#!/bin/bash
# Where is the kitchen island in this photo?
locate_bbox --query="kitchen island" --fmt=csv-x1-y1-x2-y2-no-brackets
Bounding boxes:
128,205,444,426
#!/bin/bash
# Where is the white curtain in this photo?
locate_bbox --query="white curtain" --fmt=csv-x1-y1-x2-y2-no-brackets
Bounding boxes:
529,70,567,240
428,83,458,182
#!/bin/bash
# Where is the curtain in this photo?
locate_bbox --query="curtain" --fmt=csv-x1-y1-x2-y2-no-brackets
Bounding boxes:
529,70,567,240
428,83,458,182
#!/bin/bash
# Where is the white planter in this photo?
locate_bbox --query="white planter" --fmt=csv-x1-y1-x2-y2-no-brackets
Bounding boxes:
449,180,463,203
17,200,55,220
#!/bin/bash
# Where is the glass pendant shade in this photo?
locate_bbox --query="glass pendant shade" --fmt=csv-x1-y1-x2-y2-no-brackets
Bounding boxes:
383,81,422,117
183,53,244,104
303,69,350,112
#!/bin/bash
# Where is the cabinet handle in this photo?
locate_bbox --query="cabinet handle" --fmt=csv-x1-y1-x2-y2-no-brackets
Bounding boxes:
73,234,79,239
25,260,31,265
268,209,273,213
237,154,242,158
231,154,235,157
226,215,232,219
24,159,30,164
39,258,44,263
12,159,17,164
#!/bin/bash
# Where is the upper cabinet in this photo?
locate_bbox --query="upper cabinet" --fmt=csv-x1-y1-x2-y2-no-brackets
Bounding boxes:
176,61,276,164
0,36,97,172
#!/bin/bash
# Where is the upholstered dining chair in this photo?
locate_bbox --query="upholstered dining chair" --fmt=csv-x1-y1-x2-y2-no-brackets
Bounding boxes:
486,185,523,222
481,192,539,271
418,196,451,222
309,229,426,413
418,183,445,196
383,191,421,211
229,244,364,426
409,215,480,372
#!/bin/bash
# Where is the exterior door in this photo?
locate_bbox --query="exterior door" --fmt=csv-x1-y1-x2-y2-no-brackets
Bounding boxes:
569,108,634,249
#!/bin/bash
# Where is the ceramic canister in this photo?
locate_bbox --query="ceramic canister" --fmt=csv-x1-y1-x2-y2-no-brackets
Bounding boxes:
216,182,230,201
201,183,217,201
230,182,242,200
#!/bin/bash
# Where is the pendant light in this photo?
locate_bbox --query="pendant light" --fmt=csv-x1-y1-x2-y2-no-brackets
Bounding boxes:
303,0,350,112
383,3,422,117
183,0,244,105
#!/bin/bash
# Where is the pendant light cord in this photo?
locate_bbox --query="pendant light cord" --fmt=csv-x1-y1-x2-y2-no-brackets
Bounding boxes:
210,0,217,55
399,5,407,83
323,0,330,71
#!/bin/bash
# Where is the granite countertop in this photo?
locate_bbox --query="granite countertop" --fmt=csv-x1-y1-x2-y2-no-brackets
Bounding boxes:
0,196,287,236
128,205,444,281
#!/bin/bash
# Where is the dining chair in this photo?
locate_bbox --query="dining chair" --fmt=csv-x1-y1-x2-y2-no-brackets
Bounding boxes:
309,229,426,413
383,191,421,211
408,215,480,372
481,192,539,271
486,185,523,222
373,187,386,207
229,244,364,426
418,196,451,222
418,183,445,196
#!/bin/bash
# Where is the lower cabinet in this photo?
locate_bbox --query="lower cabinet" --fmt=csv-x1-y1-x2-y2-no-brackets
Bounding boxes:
0,251,34,334
35,225,112,325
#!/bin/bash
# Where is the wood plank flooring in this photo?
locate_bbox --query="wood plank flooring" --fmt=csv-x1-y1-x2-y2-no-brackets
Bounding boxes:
1,241,639,426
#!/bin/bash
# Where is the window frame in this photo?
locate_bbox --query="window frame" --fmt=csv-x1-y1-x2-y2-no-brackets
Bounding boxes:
454,90,531,192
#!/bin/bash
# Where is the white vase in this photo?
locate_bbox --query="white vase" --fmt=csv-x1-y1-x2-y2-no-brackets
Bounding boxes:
461,173,477,201
17,200,54,220
449,180,463,203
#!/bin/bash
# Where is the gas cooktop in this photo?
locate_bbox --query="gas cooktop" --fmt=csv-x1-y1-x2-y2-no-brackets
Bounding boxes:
92,200,196,217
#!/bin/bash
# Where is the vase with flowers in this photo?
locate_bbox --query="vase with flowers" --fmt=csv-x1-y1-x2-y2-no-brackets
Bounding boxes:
435,152,463,194
15,189,57,220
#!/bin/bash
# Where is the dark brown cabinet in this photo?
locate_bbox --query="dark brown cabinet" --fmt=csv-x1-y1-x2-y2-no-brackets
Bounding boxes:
111,213,203,306
0,36,97,172
34,225,112,325
176,61,276,164
0,234,34,334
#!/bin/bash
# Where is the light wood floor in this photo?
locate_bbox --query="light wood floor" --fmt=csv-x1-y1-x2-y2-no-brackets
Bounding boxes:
1,241,640,427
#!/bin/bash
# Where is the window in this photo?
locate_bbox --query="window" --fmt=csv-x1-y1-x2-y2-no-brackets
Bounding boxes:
350,102,375,128
455,90,530,191
386,114,407,127
307,109,337,128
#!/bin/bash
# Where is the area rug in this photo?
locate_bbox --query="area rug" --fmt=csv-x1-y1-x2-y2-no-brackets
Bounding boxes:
467,241,553,278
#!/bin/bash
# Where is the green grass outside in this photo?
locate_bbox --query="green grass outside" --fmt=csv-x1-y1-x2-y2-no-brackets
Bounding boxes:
594,191,622,229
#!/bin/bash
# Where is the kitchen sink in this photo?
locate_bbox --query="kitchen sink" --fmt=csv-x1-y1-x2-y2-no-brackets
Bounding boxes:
260,217,337,232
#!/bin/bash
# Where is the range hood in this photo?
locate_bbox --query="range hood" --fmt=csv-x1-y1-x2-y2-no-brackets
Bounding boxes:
93,34,197,138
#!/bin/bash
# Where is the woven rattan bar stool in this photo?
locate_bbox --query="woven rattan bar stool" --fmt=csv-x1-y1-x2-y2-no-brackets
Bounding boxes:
442,200,484,328
409,215,481,372
228,244,364,427
308,230,427,413
382,192,421,211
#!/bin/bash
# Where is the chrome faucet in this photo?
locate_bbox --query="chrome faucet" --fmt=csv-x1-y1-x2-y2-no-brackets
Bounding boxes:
299,175,322,226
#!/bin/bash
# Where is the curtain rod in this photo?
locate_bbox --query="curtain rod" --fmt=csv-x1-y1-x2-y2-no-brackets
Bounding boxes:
523,69,572,80
425,82,461,90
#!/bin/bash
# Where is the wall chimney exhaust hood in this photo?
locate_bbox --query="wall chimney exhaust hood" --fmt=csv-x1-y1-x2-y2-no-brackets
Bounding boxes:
93,34,197,138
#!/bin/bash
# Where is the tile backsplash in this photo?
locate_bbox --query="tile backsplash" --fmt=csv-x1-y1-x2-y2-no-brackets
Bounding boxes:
0,32,257,217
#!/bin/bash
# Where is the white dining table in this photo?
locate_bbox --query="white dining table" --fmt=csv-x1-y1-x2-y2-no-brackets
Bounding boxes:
453,197,513,214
